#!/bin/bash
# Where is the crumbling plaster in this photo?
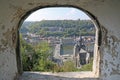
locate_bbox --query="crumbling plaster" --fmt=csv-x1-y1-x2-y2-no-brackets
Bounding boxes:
0,0,120,80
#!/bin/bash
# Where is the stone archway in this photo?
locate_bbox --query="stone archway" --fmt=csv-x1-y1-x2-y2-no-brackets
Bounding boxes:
18,6,101,79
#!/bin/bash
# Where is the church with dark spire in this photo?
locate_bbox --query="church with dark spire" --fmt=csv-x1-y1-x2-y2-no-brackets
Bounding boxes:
73,36,92,68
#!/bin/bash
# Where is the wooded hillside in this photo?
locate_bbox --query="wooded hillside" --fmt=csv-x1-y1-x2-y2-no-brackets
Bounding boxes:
20,20,95,37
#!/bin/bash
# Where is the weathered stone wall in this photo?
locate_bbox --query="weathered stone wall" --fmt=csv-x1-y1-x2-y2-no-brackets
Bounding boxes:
0,0,120,80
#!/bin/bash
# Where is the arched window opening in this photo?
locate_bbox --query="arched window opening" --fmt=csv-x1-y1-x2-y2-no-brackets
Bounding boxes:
19,7,99,78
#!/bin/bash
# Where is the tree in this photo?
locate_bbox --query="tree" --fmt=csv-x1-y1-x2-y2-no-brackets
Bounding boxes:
33,41,54,71
20,34,36,71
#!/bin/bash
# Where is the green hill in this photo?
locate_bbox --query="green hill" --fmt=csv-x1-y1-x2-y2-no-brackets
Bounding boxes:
20,20,95,37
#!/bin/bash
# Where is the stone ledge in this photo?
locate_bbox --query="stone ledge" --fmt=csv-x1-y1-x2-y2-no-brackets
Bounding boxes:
19,71,99,80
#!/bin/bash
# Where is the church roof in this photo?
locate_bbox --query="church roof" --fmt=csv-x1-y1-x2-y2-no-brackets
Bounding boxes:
79,48,87,53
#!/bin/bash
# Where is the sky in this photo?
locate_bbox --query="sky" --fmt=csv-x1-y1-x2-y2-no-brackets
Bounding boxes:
25,7,91,21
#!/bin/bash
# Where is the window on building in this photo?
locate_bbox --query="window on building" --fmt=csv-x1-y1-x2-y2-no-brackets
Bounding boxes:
19,7,99,77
